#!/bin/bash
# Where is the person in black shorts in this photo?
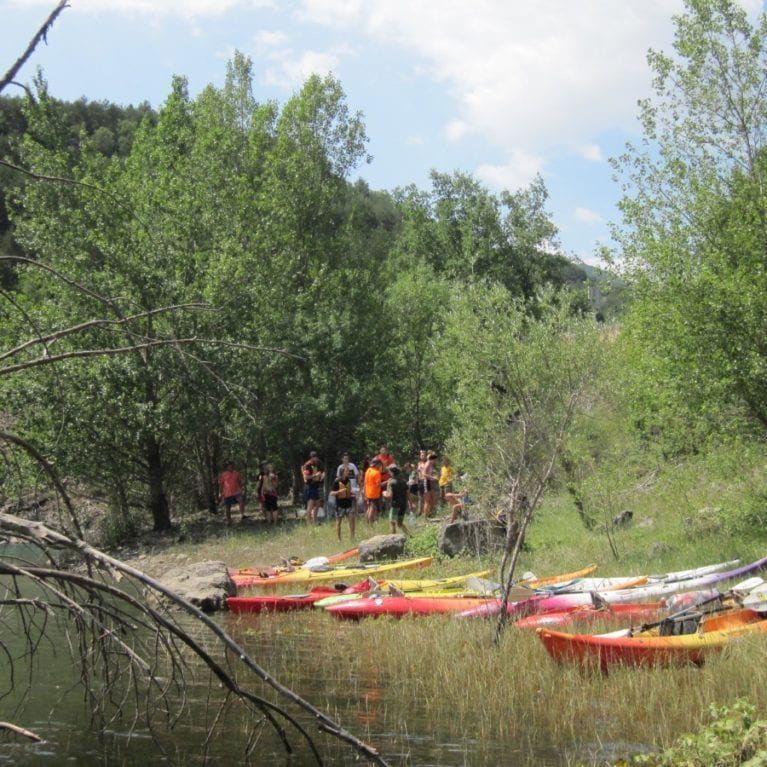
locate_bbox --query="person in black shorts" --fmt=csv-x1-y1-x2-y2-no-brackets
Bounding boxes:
385,465,411,536
330,467,355,541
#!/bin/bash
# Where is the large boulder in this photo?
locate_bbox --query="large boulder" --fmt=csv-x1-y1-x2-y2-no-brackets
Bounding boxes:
439,519,506,557
155,560,235,612
359,534,407,562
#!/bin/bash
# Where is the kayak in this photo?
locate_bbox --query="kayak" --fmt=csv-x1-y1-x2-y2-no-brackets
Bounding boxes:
231,556,433,589
227,579,372,614
382,568,493,592
227,586,341,614
313,569,498,609
325,594,496,620
537,606,767,672
536,559,740,595
229,546,360,579
515,601,666,631
540,575,649,593
315,586,500,610
522,565,598,588
460,555,767,619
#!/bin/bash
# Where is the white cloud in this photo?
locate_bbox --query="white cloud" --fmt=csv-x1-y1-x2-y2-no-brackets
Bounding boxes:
476,149,545,192
8,0,276,18
577,144,605,163
298,0,684,155
261,47,342,89
575,207,605,225
254,30,288,50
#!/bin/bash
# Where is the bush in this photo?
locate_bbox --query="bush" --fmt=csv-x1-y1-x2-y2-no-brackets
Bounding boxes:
613,699,767,766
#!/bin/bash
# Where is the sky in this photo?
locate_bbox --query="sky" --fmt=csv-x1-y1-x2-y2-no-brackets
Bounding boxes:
1,0,764,265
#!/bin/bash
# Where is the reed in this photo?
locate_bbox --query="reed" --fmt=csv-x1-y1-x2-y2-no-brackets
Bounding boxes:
221,595,767,766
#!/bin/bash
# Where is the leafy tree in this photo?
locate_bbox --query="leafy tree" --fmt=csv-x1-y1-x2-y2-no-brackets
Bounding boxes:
438,284,603,639
393,171,580,299
613,0,767,450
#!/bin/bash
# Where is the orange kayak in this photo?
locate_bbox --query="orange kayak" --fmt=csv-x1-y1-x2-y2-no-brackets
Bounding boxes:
537,607,767,672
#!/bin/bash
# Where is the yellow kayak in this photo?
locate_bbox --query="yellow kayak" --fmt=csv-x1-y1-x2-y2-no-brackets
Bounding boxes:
382,568,493,592
231,556,433,589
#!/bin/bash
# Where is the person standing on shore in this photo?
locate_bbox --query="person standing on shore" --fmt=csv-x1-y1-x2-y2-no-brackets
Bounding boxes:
364,458,384,524
218,461,244,524
302,452,325,525
385,465,411,536
421,452,439,518
330,467,355,541
439,456,455,511
260,463,280,524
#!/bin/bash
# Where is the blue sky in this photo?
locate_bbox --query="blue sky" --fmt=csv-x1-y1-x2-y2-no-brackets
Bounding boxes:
2,0,763,264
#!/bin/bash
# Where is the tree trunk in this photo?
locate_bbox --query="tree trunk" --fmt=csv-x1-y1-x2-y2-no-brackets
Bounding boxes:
146,435,171,531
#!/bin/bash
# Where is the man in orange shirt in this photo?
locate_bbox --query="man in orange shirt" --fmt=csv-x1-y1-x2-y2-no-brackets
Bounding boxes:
364,458,384,524
218,461,244,524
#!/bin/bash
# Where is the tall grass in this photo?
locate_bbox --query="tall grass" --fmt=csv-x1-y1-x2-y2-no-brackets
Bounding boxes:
226,607,767,766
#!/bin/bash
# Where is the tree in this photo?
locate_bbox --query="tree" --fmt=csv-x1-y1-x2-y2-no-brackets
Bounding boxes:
613,0,767,450
438,285,603,641
0,11,388,763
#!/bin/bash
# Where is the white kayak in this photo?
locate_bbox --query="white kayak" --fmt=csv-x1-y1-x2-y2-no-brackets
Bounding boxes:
539,559,740,594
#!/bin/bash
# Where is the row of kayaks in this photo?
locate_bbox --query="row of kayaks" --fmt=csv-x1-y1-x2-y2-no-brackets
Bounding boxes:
226,551,767,670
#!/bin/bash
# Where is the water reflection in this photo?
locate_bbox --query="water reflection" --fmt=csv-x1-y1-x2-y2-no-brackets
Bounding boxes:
0,591,613,766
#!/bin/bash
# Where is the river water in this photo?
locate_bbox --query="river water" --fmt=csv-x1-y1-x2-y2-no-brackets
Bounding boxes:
0,596,617,767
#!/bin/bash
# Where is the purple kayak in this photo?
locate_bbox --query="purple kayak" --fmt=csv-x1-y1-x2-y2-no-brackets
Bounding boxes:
459,553,767,619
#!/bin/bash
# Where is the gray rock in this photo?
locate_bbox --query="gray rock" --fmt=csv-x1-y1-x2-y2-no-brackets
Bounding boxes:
359,534,407,562
439,519,505,557
647,542,673,559
155,560,235,612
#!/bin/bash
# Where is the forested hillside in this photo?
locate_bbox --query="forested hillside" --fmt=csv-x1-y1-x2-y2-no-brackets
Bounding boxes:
2,0,767,557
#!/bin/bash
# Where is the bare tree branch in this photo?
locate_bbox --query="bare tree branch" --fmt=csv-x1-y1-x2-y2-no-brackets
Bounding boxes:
0,721,43,742
0,431,84,540
0,1,69,96
0,513,390,766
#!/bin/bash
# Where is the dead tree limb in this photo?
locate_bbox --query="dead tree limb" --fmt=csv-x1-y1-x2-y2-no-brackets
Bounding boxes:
0,513,390,766
0,1,69,96
0,721,43,742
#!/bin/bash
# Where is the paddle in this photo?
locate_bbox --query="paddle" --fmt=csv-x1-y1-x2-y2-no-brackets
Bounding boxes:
632,576,767,635
742,582,767,612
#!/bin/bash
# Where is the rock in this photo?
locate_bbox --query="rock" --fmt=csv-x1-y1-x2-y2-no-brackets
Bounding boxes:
359,534,407,562
682,507,722,536
155,560,235,612
438,519,505,557
647,542,673,559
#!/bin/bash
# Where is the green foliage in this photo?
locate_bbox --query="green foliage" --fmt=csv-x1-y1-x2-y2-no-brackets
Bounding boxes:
614,699,767,767
438,284,604,515
404,524,443,560
613,0,767,452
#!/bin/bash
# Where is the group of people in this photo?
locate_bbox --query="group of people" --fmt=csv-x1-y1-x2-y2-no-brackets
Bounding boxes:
302,447,467,541
217,446,468,537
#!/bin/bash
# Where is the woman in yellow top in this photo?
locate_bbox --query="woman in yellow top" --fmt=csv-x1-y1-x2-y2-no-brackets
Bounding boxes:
439,456,455,510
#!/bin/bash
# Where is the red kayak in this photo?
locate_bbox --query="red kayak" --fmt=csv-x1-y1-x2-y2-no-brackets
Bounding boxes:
227,579,371,614
325,594,495,620
514,602,666,631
